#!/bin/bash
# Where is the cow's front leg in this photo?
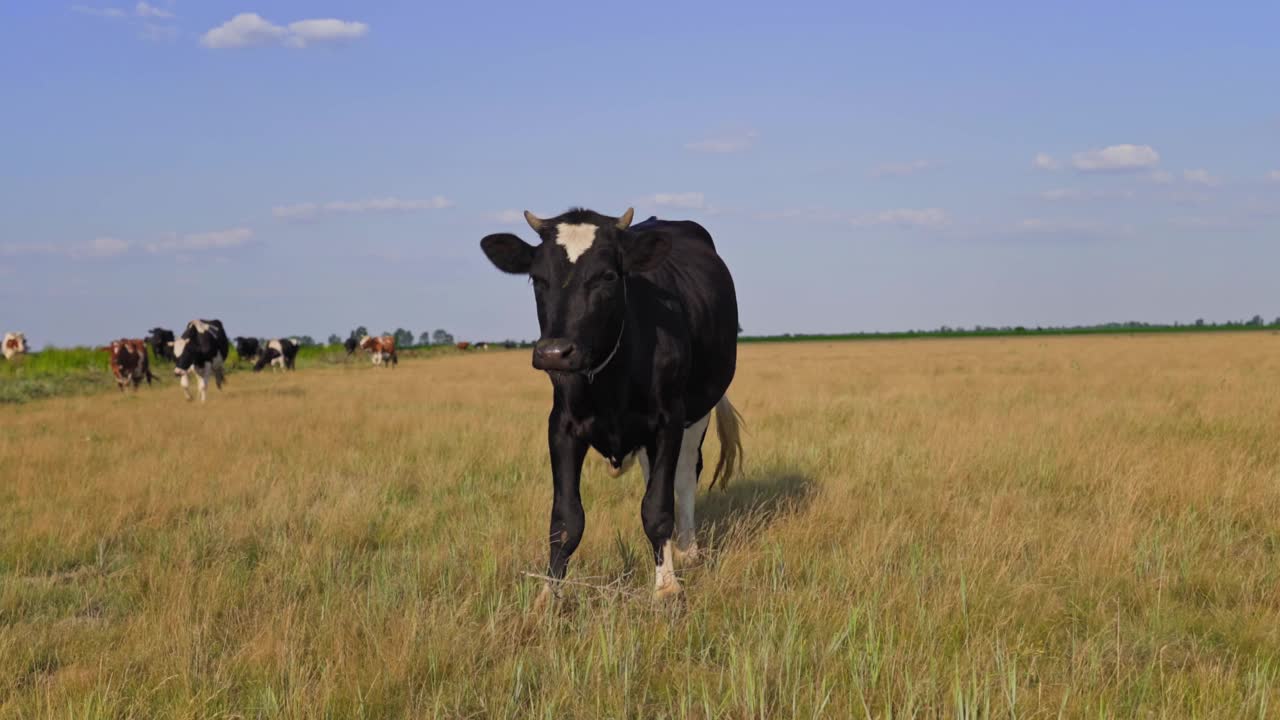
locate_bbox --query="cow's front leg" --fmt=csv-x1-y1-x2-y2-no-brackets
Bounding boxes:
641,420,684,601
179,370,192,401
197,365,210,402
535,410,587,611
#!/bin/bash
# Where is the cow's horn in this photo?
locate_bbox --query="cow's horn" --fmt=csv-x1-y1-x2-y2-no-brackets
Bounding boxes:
523,210,544,232
616,207,635,230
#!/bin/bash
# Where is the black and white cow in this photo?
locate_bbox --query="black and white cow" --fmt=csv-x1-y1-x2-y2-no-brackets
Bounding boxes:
234,336,261,365
171,319,229,402
148,327,175,363
252,338,299,372
343,336,359,358
481,207,743,605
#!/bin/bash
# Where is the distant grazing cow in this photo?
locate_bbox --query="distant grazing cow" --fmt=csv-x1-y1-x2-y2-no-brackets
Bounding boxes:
253,338,299,372
171,319,229,402
102,339,156,391
148,327,175,362
359,335,398,368
481,206,742,605
234,336,261,365
456,341,471,350
2,332,27,360
343,337,359,358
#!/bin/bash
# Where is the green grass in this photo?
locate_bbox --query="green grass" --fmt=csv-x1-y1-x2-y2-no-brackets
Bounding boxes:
0,343,472,404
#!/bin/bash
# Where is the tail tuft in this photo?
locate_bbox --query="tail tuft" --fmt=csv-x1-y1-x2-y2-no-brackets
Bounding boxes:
710,395,744,490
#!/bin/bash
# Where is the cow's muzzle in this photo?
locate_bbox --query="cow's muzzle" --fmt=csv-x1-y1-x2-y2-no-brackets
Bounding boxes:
532,338,579,371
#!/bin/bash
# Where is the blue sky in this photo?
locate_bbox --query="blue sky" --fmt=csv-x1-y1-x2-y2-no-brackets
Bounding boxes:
2,1,1278,348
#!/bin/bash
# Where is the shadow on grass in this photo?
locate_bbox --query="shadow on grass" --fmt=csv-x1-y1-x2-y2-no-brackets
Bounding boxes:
697,470,817,557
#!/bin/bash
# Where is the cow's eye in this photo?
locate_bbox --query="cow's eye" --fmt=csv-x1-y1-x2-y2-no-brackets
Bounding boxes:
589,271,619,289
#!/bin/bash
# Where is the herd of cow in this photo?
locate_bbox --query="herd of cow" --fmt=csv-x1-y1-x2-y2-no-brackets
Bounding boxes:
2,323,404,402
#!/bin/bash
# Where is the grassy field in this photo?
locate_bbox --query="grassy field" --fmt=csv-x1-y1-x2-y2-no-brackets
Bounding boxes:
3,334,1279,717
0,344,454,404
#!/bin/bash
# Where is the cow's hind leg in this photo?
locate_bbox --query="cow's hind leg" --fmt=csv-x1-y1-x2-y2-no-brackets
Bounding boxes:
673,414,710,565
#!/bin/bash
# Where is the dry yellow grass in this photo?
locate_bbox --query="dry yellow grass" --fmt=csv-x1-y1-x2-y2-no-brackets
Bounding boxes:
3,333,1280,718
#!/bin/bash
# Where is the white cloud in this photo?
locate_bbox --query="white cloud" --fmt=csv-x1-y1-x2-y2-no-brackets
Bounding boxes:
1182,169,1221,187
146,227,253,253
201,13,369,49
0,242,57,258
74,236,132,258
72,5,127,18
200,13,286,48
1,237,131,260
1038,188,1135,202
1268,170,1280,182
273,196,453,221
872,160,934,178
1071,144,1161,172
488,210,524,225
641,192,706,210
285,19,369,48
684,129,759,154
134,1,172,18
753,208,846,223
1032,153,1060,171
851,208,949,229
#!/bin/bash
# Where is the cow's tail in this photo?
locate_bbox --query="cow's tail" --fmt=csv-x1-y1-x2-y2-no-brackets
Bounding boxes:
709,395,744,490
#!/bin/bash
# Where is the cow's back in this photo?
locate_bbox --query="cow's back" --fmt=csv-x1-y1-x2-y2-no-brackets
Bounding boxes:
632,219,738,421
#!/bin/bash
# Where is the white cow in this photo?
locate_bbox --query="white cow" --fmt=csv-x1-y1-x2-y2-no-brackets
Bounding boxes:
3,332,27,360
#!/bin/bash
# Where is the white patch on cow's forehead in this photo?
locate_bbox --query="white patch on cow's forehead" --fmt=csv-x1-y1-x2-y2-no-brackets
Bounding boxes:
555,223,597,263
173,338,188,356
191,319,210,333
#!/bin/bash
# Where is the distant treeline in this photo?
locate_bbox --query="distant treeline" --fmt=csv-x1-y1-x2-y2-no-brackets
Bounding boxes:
740,316,1280,343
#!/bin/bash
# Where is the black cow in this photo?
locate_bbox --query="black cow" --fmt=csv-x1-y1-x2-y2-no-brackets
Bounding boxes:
253,338,299,372
343,336,359,358
148,327,175,362
481,207,743,606
171,319,229,402
234,336,261,365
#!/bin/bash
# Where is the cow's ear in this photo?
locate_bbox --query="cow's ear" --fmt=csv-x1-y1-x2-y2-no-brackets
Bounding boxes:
481,233,536,274
620,231,672,273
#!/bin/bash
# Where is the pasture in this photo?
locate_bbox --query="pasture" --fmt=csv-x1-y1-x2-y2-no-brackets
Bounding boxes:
2,333,1279,717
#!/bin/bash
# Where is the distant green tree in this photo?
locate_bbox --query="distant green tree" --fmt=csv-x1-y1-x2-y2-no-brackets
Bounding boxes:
418,331,433,346
295,335,316,346
393,328,414,347
433,329,454,345
1194,318,1205,327
1248,315,1264,327
352,326,369,340
327,334,342,345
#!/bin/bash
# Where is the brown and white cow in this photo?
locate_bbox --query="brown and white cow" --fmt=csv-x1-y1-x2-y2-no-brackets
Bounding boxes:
3,332,27,360
359,334,398,368
102,338,156,391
